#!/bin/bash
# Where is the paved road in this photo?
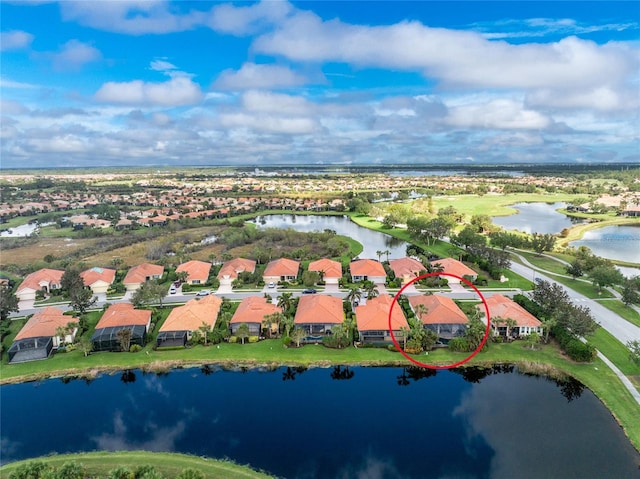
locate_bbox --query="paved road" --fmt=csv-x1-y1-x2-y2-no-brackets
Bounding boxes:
510,253,640,344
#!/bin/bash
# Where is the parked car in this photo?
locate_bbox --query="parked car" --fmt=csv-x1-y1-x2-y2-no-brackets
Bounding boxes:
302,288,317,294
268,282,275,288
169,286,177,294
196,289,211,296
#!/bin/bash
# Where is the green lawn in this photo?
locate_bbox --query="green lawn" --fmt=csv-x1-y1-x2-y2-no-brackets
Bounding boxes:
0,451,274,478
516,250,568,275
588,328,640,380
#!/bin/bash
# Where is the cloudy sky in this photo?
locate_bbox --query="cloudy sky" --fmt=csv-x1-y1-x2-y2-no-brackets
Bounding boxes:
1,1,638,168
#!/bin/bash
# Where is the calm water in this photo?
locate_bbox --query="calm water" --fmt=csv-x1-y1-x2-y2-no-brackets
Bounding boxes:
1,366,639,478
492,202,584,235
570,225,640,264
251,214,409,259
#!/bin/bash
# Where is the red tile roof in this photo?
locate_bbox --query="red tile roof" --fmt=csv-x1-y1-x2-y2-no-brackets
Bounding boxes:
263,258,300,278
217,258,256,280
123,263,164,285
350,259,386,278
230,296,282,325
176,260,211,282
308,258,342,278
81,267,116,286
15,307,78,340
430,258,477,279
160,295,222,332
355,295,408,331
17,269,64,292
389,257,425,278
96,303,152,329
483,294,542,327
409,295,468,325
295,295,344,325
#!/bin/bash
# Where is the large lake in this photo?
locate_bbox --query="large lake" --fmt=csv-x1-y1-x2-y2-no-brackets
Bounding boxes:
251,214,409,259
1,366,639,478
491,202,583,235
570,225,640,265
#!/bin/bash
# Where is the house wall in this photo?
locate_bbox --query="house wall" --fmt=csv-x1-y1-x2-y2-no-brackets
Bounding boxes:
324,277,339,285
16,288,36,302
230,322,261,336
89,280,110,294
358,330,405,344
263,275,280,284
124,282,141,292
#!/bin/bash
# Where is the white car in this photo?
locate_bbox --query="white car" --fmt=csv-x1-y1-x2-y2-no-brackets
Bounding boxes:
268,282,275,288
196,289,211,296
169,286,177,294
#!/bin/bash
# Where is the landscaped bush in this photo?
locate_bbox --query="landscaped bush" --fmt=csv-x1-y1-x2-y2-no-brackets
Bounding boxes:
448,337,471,352
130,344,142,353
551,325,596,362
228,336,238,343
387,344,398,352
248,336,259,343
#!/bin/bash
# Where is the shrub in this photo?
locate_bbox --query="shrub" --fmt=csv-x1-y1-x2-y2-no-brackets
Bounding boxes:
228,336,238,343
130,344,143,353
448,337,471,352
248,336,259,343
181,284,193,292
282,335,292,347
404,338,423,354
387,344,398,352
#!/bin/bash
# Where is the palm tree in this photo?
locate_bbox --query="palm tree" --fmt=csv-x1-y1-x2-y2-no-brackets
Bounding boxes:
414,303,428,322
384,249,391,262
364,282,379,299
505,317,517,339
277,292,294,315
346,287,362,306
376,250,383,262
541,317,556,343
198,322,210,346
492,316,505,337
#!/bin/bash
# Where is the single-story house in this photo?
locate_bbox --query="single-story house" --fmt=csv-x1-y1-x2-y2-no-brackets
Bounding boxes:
8,307,79,363
308,258,342,285
350,259,386,283
157,295,222,348
355,294,408,344
80,267,116,294
217,258,257,287
389,257,426,284
429,258,477,283
230,296,282,336
176,260,211,285
263,258,300,284
123,263,164,291
294,294,344,340
91,303,152,351
16,268,64,302
409,295,468,341
482,294,543,338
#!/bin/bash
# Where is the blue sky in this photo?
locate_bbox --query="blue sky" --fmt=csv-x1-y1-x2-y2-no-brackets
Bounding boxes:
1,1,638,168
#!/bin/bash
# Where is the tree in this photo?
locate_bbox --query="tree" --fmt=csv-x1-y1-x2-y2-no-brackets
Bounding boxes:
198,322,211,346
262,312,283,338
528,233,557,255
470,214,492,233
116,328,132,352
0,282,19,321
451,225,485,250
423,217,454,245
61,268,85,296
621,280,640,306
78,336,93,357
590,265,623,292
131,280,169,308
363,282,379,299
627,340,640,366
376,250,383,262
277,292,294,316
69,287,97,315
236,323,250,344
290,327,306,347
561,303,598,337
504,318,517,339
176,271,189,283
346,287,362,306
565,261,584,280
531,280,570,319
524,331,541,350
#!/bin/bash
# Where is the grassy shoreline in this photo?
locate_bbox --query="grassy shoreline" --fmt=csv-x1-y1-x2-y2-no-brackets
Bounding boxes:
0,451,275,478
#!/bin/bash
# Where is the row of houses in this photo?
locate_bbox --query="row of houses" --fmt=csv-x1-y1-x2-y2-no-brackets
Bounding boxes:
7,292,542,363
15,256,478,303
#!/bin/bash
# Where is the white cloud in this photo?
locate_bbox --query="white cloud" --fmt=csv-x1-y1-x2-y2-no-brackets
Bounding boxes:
207,0,293,36
95,76,202,106
0,77,39,89
446,99,551,129
214,62,308,90
0,30,34,51
526,85,639,111
150,59,178,72
219,112,318,134
253,12,634,92
51,39,102,71
241,90,313,115
474,17,639,39
60,0,206,35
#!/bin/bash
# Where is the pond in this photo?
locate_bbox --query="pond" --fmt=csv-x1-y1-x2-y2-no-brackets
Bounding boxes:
0,222,39,237
491,202,584,235
251,214,409,259
2,366,639,478
570,225,640,265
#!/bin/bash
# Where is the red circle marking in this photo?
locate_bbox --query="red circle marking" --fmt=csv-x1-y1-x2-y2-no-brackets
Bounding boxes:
387,272,491,369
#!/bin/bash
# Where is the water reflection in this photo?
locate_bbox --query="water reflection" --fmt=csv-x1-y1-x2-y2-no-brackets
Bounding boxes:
570,225,640,264
396,366,437,386
330,365,355,380
492,202,584,234
120,370,136,383
282,366,308,381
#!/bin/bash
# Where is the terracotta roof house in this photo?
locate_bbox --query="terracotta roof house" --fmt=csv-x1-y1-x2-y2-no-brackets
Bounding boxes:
429,258,477,283
263,258,300,284
294,294,344,340
81,267,116,294
350,259,387,284
16,268,64,302
123,263,164,291
355,295,408,344
157,295,222,348
230,296,282,337
389,257,426,284
8,307,79,363
409,295,468,341
482,294,543,338
91,303,152,351
217,258,257,287
308,258,343,285
176,260,211,285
